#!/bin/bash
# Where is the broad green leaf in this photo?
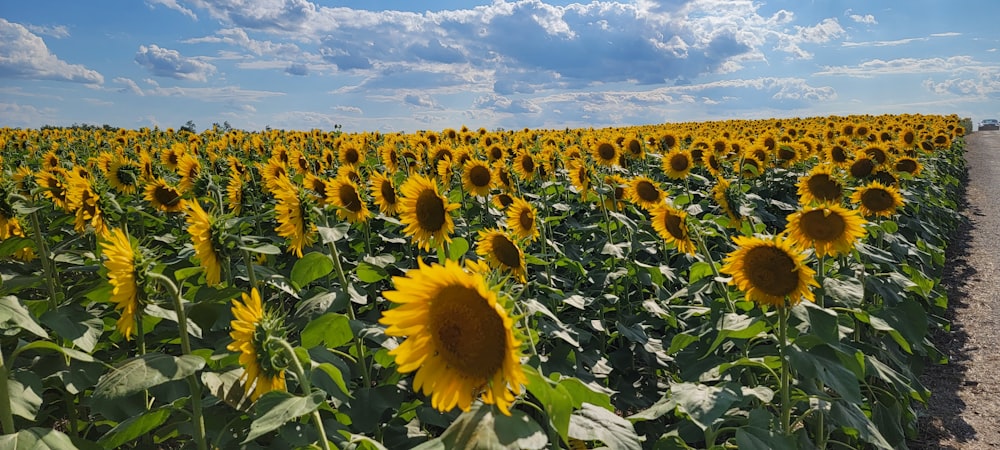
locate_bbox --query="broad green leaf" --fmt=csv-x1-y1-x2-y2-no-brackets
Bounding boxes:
201,368,251,411
448,237,470,260
670,382,740,431
568,403,641,450
830,400,893,449
704,313,768,356
0,428,78,450
313,362,352,397
245,390,326,443
688,261,714,283
40,304,103,352
144,304,202,339
239,243,282,255
0,295,48,338
356,262,388,283
291,251,334,289
558,377,613,411
823,276,863,307
173,266,204,283
12,340,95,363
734,426,797,450
97,407,173,448
667,332,700,354
318,223,350,244
787,345,862,405
523,366,573,441
93,353,206,401
411,403,546,450
627,395,677,422
9,373,43,420
301,312,353,349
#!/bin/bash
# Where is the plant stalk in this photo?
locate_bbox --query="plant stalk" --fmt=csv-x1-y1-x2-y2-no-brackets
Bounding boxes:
0,347,14,434
778,304,792,436
270,338,332,450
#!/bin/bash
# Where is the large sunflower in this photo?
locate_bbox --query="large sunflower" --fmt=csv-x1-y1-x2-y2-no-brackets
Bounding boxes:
567,160,590,197
626,175,663,210
476,229,527,282
144,178,187,213
369,171,400,216
100,228,142,340
66,174,108,236
850,181,904,217
591,141,619,167
186,200,222,286
327,175,371,224
662,150,693,180
649,204,696,255
399,174,459,251
273,176,316,257
513,152,537,182
797,165,844,205
379,259,526,415
227,288,287,402
462,159,494,197
721,235,818,308
505,196,540,242
177,154,202,193
785,204,866,257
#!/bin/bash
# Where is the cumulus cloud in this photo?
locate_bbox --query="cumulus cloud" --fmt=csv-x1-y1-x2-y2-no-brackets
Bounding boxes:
24,24,70,38
114,77,145,95
404,93,439,108
474,94,542,114
146,0,198,19
135,44,217,82
0,19,103,84
845,10,877,25
184,28,300,56
285,63,308,75
815,56,977,77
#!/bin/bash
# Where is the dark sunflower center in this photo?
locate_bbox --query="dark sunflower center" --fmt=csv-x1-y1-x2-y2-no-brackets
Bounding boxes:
430,285,506,379
861,188,895,213
865,148,887,164
778,147,797,161
807,174,843,201
415,189,446,231
380,181,397,205
903,132,915,146
520,156,535,173
744,246,799,297
670,154,690,172
708,154,721,171
895,159,918,174
626,139,642,156
690,148,704,163
849,158,874,178
339,184,363,212
799,209,846,242
518,209,534,231
344,148,360,165
830,147,848,163
597,143,616,161
663,211,685,240
469,165,491,187
497,194,513,208
491,234,521,268
490,146,503,161
154,185,182,207
636,181,659,202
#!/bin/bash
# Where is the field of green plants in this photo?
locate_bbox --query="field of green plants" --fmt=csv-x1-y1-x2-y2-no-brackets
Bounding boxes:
0,113,967,449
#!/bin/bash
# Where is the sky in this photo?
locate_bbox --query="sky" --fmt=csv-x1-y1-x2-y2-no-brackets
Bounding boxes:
2,0,999,133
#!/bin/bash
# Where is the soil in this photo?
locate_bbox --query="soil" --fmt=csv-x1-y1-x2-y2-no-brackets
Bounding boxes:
911,130,1000,449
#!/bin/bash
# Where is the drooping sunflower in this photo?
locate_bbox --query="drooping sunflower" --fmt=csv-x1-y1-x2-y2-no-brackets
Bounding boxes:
379,259,527,415
65,173,108,236
36,169,70,211
273,176,316,257
462,159,494,197
144,178,187,213
176,154,202,193
505,196,540,242
721,234,818,308
476,228,527,282
186,200,222,286
327,175,371,224
99,228,142,340
369,171,400,216
492,192,515,211
226,168,245,215
649,203,696,255
626,175,663,210
567,160,590,197
712,177,742,227
107,157,143,195
662,150,693,180
785,203,866,257
850,181,904,217
399,174,459,251
227,288,287,402
797,165,844,205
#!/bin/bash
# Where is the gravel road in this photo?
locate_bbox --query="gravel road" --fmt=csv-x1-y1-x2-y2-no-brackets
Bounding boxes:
912,130,1000,449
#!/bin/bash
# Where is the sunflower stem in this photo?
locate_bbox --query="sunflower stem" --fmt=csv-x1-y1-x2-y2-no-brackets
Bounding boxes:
0,346,15,435
324,239,373,389
269,338,332,450
241,247,259,289
28,208,60,310
147,271,208,450
777,304,793,436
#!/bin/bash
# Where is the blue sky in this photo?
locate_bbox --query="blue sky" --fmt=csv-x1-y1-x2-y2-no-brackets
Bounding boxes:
2,0,998,132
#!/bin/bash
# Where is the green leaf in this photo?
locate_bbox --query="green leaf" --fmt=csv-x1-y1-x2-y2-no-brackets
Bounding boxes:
40,304,103,353
291,252,334,289
670,382,741,431
318,223,350,244
704,313,768,356
0,428,78,450
558,377,614,411
568,403,642,450
201,368,251,411
313,362,352,397
734,426,797,450
448,237,470,260
245,390,326,443
627,395,676,422
356,261,388,283
411,403,547,450
523,366,573,441
830,400,893,449
97,407,173,448
823,276,864,307
93,353,205,401
239,243,282,255
12,340,95,362
0,295,48,338
301,312,353,348
9,372,43,421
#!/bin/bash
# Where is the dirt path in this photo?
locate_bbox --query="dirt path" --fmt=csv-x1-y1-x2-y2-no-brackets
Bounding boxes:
912,131,1000,449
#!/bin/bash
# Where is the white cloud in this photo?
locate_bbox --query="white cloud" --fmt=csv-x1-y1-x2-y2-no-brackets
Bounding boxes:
0,19,103,84
815,56,979,77
404,93,439,109
184,28,300,56
113,77,145,95
134,44,217,82
474,94,542,114
24,24,70,38
334,105,362,114
146,0,198,19
0,102,55,126
846,10,877,25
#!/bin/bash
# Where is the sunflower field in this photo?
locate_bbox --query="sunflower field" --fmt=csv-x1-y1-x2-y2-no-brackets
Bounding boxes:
0,113,967,449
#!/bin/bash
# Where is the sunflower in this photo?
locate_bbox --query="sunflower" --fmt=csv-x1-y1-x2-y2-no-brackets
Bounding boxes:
602,174,627,211
339,143,364,167
273,176,316,257
626,175,663,210
513,151,537,182
476,229,527,282
303,173,330,206
399,174,459,251
492,192,515,211
894,156,922,177
591,141,619,167
721,235,818,308
850,181,904,217
662,150,693,180
145,178,187,213
785,204,866,257
99,228,142,340
797,165,844,205
227,288,287,402
327,175,371,224
367,171,400,217
226,168,245,215
649,204,696,255
107,157,143,195
379,259,526,415
567,160,590,196
506,196,540,242
712,177,741,226
848,155,875,179
65,174,108,236
186,200,222,286
462,159,494,197
36,169,70,210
